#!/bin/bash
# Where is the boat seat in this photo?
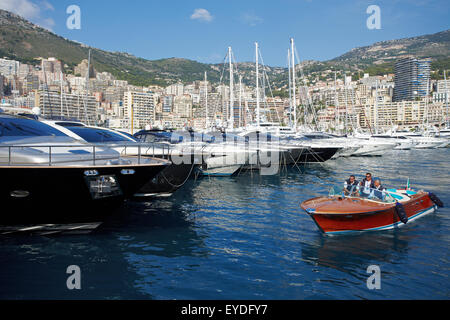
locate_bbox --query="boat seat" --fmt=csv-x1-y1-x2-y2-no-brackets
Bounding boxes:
386,189,411,201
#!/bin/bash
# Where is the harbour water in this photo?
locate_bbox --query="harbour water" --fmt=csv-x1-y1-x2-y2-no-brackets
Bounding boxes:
0,148,449,299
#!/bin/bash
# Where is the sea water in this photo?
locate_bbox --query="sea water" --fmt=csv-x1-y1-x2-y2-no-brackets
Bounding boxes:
0,148,449,299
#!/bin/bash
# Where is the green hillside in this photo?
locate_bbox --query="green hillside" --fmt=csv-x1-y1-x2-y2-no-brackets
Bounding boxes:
1,9,449,89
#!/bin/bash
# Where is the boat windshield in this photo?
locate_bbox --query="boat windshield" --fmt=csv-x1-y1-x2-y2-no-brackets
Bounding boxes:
65,126,132,143
0,116,68,141
328,185,398,203
134,131,174,143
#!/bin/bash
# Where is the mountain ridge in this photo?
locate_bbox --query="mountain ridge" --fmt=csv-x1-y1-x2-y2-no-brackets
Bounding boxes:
1,9,449,87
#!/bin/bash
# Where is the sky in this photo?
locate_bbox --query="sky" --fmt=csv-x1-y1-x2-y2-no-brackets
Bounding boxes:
1,0,449,66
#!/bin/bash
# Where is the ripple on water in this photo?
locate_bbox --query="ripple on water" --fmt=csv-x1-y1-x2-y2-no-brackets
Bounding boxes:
0,149,449,299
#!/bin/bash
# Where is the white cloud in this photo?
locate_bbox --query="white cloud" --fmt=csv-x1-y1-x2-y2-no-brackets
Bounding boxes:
241,13,263,27
190,8,213,23
0,0,55,30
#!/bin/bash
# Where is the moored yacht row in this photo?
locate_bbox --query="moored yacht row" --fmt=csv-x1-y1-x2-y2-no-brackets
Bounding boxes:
1,109,449,233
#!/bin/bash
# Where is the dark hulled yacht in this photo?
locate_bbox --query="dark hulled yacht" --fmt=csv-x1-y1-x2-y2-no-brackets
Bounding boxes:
0,114,170,229
43,121,198,197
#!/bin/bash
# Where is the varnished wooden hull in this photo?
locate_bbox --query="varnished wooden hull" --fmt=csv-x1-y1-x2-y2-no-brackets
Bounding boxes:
300,192,437,235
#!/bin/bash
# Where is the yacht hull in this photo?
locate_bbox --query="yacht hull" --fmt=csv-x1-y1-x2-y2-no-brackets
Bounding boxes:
199,164,241,176
296,147,340,163
133,163,197,198
351,144,394,156
0,163,167,225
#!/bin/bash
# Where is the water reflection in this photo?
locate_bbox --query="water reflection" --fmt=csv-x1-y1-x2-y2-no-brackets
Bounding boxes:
0,149,448,299
301,231,413,274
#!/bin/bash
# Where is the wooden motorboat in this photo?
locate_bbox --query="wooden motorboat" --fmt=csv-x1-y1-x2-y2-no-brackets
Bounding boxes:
300,186,443,235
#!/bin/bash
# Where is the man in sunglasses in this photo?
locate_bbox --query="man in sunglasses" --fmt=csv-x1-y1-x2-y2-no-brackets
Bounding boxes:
360,173,375,197
343,175,359,196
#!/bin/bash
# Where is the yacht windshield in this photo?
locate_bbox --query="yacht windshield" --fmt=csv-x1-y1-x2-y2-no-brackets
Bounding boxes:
328,185,397,203
135,132,178,144
0,117,68,139
65,126,131,143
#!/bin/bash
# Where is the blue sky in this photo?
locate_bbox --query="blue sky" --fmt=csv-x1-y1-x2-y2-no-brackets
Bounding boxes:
1,0,449,66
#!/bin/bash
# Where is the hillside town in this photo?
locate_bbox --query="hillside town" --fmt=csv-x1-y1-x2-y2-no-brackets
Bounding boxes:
1,55,449,133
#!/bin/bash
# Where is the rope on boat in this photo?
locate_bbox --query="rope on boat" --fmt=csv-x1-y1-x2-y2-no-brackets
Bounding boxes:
159,161,197,189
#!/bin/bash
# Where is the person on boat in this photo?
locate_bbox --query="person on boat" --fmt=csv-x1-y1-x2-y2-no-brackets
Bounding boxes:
359,173,375,197
343,175,359,195
371,179,386,200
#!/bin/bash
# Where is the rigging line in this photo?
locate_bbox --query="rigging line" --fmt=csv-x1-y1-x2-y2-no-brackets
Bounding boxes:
262,67,282,124
296,49,319,131
258,50,280,123
287,149,303,174
212,52,229,124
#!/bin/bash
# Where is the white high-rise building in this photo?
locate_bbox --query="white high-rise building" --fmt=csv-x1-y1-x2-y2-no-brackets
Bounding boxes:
173,94,193,118
37,90,97,124
165,83,184,96
123,91,156,129
0,58,20,77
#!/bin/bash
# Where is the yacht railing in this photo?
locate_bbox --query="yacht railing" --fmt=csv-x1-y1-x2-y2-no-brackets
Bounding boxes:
0,142,172,166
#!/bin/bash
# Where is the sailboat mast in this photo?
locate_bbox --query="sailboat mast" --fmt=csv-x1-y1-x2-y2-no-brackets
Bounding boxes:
239,75,242,128
375,79,379,134
204,71,208,130
42,62,51,118
344,73,348,134
60,71,64,118
290,38,297,130
445,70,449,127
255,42,260,128
84,49,91,125
228,47,234,129
425,77,430,128
287,49,292,128
334,71,338,133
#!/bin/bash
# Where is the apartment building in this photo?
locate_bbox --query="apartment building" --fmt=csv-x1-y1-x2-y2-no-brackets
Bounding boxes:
393,58,431,102
36,90,97,124
123,91,156,129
